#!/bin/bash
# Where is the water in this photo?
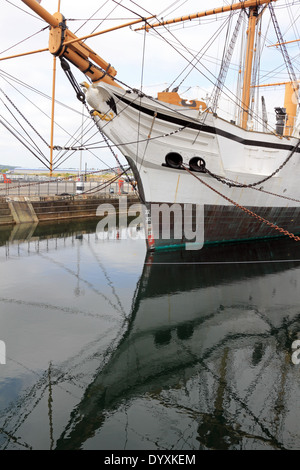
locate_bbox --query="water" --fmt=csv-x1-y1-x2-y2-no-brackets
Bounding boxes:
0,219,300,451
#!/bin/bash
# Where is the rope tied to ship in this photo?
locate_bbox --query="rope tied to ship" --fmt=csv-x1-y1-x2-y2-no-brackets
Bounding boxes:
181,163,300,242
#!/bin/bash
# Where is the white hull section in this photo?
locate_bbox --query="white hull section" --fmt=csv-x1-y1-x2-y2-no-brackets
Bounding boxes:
84,83,300,246
86,83,300,206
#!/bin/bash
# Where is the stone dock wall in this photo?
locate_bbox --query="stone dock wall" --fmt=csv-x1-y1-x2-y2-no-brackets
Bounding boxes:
0,195,140,226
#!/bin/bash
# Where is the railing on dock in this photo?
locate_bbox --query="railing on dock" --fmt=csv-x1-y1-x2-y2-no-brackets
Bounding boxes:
0,177,134,197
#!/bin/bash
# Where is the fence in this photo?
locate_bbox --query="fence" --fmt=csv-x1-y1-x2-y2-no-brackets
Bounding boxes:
0,178,135,198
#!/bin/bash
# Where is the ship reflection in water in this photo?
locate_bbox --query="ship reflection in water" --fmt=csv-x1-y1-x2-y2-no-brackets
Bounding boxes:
0,220,300,450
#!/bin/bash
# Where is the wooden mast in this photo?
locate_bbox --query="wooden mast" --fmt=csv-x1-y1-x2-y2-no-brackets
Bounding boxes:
240,6,258,129
49,1,61,178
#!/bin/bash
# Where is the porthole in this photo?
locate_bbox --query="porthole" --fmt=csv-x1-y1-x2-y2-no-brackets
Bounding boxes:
165,152,183,169
189,156,206,172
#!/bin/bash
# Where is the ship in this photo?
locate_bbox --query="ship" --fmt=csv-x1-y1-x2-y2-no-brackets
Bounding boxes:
13,1,300,250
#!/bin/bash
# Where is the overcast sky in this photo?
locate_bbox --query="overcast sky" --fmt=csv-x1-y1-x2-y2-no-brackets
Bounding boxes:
0,0,298,171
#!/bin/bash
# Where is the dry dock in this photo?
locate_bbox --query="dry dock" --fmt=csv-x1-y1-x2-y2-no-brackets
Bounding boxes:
0,194,140,226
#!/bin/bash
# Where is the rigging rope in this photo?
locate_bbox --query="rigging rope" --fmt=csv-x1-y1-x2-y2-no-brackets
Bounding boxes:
0,25,48,56
131,9,279,134
0,116,50,170
59,58,138,194
269,3,298,86
0,69,108,171
81,169,127,195
0,97,47,160
0,87,49,149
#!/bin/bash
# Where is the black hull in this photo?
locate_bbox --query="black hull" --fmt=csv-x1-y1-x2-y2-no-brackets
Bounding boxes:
145,202,300,251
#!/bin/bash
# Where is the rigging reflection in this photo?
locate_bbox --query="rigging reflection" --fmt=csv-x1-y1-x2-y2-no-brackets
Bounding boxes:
1,222,300,449
52,234,300,450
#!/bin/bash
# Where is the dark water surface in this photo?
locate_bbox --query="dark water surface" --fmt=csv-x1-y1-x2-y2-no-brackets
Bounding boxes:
0,219,300,451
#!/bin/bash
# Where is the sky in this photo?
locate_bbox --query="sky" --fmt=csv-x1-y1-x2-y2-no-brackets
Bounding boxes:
1,0,299,172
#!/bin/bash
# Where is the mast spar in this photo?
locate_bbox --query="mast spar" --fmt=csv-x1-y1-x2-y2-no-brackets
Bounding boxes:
135,0,276,31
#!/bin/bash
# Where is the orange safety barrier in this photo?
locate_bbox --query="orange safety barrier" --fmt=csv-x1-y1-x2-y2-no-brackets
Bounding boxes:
2,174,11,184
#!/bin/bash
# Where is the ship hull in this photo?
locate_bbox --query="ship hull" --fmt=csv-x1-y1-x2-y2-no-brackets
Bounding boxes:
85,83,300,249
141,202,300,251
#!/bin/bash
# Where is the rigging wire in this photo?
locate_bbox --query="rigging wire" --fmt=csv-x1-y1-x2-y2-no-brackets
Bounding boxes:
74,0,126,39
0,75,116,171
0,73,84,167
129,4,274,133
0,69,88,117
53,146,114,171
67,17,136,22
0,95,48,161
211,9,243,113
84,0,124,37
168,11,236,93
125,0,299,132
0,87,49,150
52,117,94,165
156,0,190,19
55,43,298,154
268,2,297,85
0,26,48,56
0,115,50,170
1,65,285,172
135,17,298,82
58,57,138,192
3,0,45,22
74,0,110,35
0,70,119,172
282,0,300,43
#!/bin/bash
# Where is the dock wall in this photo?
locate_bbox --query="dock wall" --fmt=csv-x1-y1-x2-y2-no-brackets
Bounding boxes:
0,195,140,226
